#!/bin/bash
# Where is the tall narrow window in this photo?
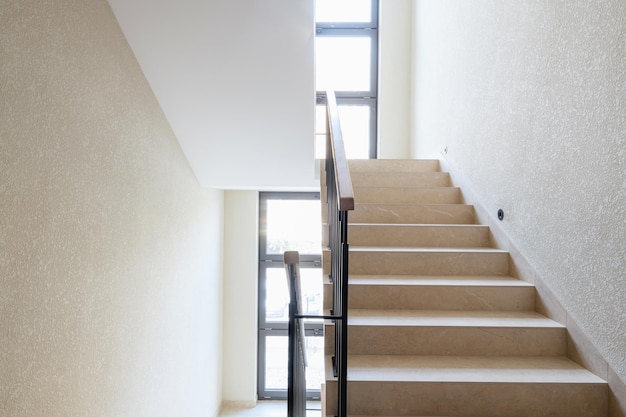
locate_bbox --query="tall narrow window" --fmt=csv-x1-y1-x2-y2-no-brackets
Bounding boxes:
315,0,378,159
257,192,323,400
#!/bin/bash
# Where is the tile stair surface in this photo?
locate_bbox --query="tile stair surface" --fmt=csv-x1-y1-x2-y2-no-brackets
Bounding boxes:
321,159,608,417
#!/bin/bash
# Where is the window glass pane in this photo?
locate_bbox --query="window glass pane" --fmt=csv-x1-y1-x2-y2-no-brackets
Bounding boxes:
264,335,324,391
315,105,327,135
265,336,287,390
316,104,371,159
316,0,372,23
338,105,370,159
265,269,289,322
305,336,324,391
266,199,321,255
300,268,323,319
315,134,326,160
316,36,371,92
265,267,323,323
315,105,327,159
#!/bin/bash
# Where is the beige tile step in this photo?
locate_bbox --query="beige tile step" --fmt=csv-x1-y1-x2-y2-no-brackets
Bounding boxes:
347,224,490,248
351,203,475,224
349,159,440,173
351,171,451,188
324,310,565,356
323,247,510,276
324,355,608,417
322,186,460,205
323,275,535,311
353,187,461,205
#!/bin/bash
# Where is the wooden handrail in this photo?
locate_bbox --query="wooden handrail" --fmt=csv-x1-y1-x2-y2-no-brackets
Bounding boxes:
326,90,355,211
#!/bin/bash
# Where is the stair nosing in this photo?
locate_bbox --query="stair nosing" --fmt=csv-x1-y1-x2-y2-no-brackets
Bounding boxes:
325,355,606,384
346,275,532,286
348,247,508,253
348,223,488,227
346,309,564,328
355,203,472,207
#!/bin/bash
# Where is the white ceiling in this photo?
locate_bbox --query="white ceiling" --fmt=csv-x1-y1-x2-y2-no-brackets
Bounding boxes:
107,0,317,189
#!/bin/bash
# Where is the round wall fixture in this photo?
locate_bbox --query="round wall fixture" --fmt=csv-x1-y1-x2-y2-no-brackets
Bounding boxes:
497,209,504,221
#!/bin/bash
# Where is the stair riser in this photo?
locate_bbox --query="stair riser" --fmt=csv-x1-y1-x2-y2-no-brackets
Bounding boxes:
321,204,475,224
323,251,510,276
325,325,566,356
322,185,459,205
321,169,451,189
349,159,440,172
351,204,475,224
323,284,535,311
325,380,607,417
343,224,490,248
353,187,461,204
351,172,451,188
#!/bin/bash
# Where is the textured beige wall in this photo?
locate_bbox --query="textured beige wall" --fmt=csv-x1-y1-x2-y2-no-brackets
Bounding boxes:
222,191,259,404
411,0,626,383
1,1,224,416
378,0,412,159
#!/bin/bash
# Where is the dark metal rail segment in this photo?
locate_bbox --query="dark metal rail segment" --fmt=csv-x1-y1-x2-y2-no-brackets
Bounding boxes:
285,90,354,417
285,251,307,417
325,90,354,417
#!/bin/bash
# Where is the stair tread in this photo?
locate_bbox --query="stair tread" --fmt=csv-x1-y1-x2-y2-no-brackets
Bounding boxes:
355,203,471,207
354,184,459,188
349,223,487,227
348,247,508,253
353,186,459,191
328,355,605,384
348,309,562,327
348,275,532,286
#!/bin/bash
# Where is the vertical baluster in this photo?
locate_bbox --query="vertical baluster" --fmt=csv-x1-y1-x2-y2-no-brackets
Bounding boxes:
286,252,308,417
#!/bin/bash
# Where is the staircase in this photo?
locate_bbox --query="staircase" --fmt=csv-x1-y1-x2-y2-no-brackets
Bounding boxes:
321,159,608,417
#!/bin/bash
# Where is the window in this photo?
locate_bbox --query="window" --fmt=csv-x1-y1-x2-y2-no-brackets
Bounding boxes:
257,193,323,400
315,0,378,159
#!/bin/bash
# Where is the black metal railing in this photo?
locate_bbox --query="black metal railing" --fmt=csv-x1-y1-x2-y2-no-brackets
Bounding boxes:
285,251,307,417
285,90,354,417
325,90,354,417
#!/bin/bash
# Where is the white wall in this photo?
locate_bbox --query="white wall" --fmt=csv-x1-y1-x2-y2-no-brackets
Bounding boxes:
411,0,626,385
1,1,224,416
107,0,317,189
222,191,259,405
215,3,415,404
378,0,412,159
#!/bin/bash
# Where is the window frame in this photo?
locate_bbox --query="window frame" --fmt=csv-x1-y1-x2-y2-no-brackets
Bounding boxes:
315,0,379,159
257,192,323,400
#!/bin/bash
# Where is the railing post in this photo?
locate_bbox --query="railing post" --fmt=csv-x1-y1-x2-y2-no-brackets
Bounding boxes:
342,211,349,417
